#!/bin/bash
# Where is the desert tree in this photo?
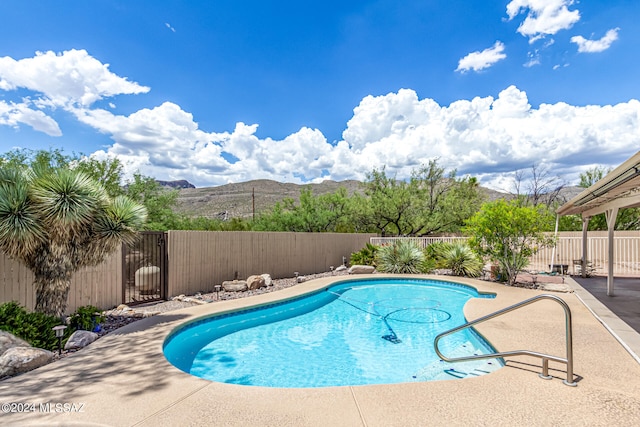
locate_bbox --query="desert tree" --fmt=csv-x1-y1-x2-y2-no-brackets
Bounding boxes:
0,165,147,317
511,163,567,208
357,160,484,236
465,199,555,285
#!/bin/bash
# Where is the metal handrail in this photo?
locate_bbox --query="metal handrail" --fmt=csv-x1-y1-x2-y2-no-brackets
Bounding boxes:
434,294,577,386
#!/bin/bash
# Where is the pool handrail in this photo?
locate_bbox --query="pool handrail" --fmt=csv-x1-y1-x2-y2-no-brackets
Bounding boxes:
434,293,577,386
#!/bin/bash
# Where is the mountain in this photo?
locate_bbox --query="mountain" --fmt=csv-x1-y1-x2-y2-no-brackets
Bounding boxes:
156,179,196,189
173,179,583,220
174,179,362,219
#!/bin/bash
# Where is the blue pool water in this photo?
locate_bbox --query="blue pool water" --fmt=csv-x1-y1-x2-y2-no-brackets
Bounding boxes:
163,278,504,387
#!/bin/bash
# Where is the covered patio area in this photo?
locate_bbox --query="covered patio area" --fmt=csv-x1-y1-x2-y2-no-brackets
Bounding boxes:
557,150,640,296
572,276,640,333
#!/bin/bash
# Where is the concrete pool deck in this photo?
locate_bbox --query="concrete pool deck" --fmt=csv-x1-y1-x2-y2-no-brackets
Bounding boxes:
1,274,640,426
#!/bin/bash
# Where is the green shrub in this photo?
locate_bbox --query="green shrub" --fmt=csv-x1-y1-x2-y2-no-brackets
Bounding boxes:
350,243,379,266
0,301,26,331
69,305,105,332
418,255,436,274
376,240,428,274
0,301,68,351
424,241,454,268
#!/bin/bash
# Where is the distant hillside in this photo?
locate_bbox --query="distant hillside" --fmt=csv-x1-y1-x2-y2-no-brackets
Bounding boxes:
174,179,362,219
173,179,583,220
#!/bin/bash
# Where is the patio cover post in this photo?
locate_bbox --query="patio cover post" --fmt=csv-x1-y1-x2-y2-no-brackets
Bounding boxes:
581,216,590,278
549,215,559,273
605,207,619,296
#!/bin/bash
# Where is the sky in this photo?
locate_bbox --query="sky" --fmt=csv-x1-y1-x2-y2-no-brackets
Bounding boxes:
1,0,639,191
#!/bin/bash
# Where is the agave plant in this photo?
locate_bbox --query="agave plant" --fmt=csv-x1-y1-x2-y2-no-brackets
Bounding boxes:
0,166,147,317
376,239,426,274
439,242,483,277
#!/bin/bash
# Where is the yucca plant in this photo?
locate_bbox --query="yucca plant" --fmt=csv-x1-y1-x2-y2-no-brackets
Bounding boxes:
0,166,147,317
376,239,426,274
439,242,483,277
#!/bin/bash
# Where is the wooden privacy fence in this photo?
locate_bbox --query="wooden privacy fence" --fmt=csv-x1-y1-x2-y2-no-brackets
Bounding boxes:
167,231,375,297
0,249,122,315
371,231,640,276
0,231,375,313
370,236,468,248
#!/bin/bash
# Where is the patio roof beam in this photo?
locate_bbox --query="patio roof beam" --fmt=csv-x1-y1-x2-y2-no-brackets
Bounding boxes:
581,192,640,218
573,163,640,207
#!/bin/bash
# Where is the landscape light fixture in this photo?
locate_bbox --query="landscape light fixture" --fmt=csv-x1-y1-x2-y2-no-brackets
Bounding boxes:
52,325,67,355
214,284,222,300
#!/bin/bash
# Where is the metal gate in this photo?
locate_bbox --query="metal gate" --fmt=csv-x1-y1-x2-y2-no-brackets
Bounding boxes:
122,231,168,305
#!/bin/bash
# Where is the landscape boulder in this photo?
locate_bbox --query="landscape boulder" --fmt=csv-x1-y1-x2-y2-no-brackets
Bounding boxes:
334,265,347,272
64,330,99,350
0,331,31,356
261,273,273,286
247,275,266,290
348,265,375,274
222,280,248,292
0,346,53,378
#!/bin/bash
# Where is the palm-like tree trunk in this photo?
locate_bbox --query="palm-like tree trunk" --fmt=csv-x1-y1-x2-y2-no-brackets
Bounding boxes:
34,276,71,318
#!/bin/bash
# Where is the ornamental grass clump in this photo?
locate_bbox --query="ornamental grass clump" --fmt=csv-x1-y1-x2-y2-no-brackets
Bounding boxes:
439,241,483,277
376,239,429,274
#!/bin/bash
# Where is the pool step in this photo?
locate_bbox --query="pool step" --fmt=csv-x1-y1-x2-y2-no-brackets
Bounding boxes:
443,368,491,379
410,341,502,382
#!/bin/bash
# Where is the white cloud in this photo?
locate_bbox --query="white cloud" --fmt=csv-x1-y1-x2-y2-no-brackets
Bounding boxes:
456,41,507,73
0,49,149,107
523,50,540,67
0,49,149,138
0,100,62,136
571,28,620,53
73,102,337,185
1,50,638,191
336,86,640,189
506,0,580,42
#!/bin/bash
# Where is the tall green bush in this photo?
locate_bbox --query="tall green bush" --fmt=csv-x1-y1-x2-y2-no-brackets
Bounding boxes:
465,199,554,285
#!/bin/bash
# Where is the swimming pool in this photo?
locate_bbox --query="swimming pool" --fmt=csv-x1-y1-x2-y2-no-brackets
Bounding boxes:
163,278,504,387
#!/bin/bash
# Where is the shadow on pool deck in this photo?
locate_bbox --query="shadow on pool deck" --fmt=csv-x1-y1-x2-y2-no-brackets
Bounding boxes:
1,274,640,426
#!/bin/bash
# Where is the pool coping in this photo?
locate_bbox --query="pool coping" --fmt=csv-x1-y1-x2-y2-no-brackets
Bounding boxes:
2,274,640,426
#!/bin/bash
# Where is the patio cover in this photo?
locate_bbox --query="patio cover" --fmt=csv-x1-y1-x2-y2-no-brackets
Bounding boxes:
557,150,640,296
